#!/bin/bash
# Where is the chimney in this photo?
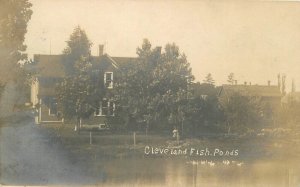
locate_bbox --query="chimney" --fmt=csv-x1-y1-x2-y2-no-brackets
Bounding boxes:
99,44,104,56
268,80,271,86
277,74,281,89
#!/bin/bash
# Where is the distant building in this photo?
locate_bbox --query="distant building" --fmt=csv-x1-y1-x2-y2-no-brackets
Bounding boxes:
30,45,136,125
190,82,218,98
281,92,300,105
218,83,282,118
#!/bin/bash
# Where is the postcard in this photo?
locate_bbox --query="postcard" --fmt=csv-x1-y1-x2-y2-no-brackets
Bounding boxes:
1,0,300,186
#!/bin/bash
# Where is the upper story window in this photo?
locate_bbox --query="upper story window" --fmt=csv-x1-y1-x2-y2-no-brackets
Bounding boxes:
104,72,113,89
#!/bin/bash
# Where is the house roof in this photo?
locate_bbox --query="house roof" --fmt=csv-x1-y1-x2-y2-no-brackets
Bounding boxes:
111,57,138,66
219,84,282,98
32,54,137,78
33,54,66,77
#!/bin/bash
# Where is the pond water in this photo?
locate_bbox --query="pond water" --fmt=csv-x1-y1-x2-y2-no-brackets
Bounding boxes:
93,158,300,187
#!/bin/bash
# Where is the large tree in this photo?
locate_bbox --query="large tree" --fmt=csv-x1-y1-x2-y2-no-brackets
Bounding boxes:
57,57,105,129
57,27,99,129
0,0,32,83
220,92,263,134
115,39,194,131
186,82,223,133
62,26,92,74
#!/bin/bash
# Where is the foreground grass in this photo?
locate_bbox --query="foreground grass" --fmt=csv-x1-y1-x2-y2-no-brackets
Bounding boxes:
40,123,300,164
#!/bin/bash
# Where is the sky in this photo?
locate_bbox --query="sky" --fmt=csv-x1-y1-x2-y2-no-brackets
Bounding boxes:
25,0,300,91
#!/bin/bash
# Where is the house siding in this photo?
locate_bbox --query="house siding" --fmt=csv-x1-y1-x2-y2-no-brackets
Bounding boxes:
30,78,39,106
30,54,133,125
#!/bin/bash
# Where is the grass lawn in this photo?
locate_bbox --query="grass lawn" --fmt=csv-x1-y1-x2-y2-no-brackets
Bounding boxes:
41,123,172,160
38,123,298,162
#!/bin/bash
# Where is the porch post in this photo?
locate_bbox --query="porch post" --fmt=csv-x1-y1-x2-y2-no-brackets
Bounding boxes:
38,99,42,123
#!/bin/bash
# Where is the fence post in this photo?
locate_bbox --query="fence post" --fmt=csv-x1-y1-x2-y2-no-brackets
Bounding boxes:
133,132,136,148
90,131,92,145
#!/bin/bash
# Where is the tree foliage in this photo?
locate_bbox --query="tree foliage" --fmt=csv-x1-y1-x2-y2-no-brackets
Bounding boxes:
203,73,215,85
227,73,235,85
182,83,223,135
115,39,194,131
279,98,300,128
0,0,32,83
57,27,101,124
62,26,92,74
220,92,263,134
57,57,105,122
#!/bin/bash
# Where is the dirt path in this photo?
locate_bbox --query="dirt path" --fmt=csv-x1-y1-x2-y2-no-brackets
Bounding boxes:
0,112,103,185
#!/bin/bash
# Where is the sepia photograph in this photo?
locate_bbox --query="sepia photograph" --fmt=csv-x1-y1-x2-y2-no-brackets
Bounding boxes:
1,0,300,186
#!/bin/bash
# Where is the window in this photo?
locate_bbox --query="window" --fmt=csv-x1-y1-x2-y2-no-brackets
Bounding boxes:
101,100,109,116
201,95,208,100
104,72,113,88
49,100,58,116
95,99,115,116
